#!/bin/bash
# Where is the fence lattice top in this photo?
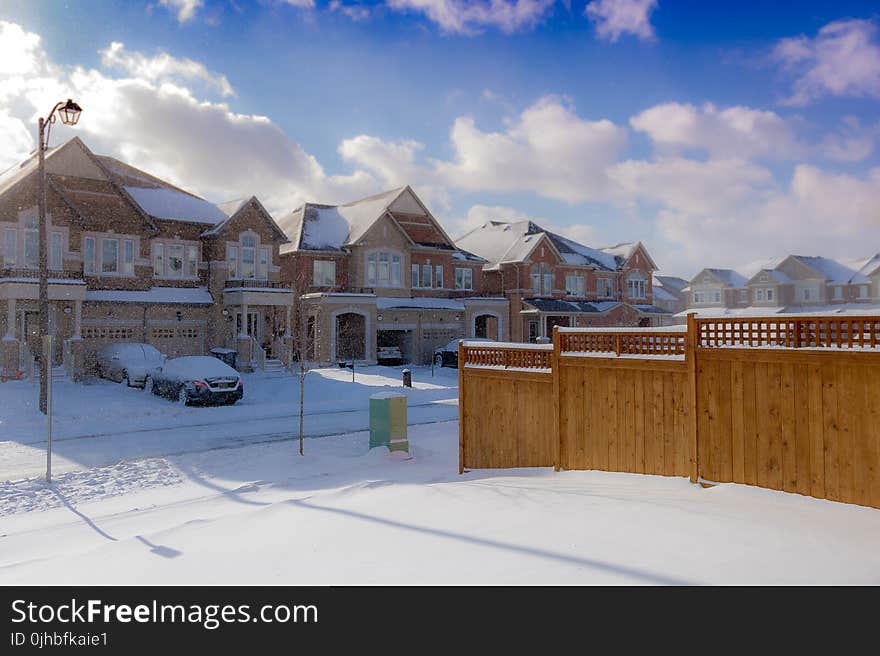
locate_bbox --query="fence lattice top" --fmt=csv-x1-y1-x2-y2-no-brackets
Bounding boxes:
696,316,880,350
461,344,552,371
559,330,686,356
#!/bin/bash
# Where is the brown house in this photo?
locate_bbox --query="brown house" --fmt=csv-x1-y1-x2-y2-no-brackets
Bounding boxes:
277,186,509,364
455,221,668,342
0,137,292,378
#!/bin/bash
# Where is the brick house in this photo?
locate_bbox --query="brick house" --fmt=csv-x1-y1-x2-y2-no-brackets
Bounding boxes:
277,186,508,364
454,221,669,342
686,268,750,311
652,275,689,315
0,137,292,378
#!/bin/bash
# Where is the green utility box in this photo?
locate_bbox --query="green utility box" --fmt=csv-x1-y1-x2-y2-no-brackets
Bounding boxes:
369,392,408,453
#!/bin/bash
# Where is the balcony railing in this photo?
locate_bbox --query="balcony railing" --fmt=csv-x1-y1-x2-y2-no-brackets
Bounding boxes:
1,267,83,280
224,279,288,289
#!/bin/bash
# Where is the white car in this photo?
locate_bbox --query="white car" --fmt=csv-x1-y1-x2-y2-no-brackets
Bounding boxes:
150,356,243,406
95,343,166,388
376,345,403,365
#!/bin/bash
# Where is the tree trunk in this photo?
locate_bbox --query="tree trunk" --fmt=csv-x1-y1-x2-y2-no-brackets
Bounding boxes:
298,359,305,456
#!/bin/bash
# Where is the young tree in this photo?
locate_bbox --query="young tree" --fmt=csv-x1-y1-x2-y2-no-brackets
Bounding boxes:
289,261,319,457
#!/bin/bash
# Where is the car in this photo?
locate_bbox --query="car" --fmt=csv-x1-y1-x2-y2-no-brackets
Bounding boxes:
433,337,495,368
149,356,243,406
376,345,403,365
95,343,166,388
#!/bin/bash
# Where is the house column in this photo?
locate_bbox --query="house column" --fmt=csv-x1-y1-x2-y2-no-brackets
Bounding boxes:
73,300,82,339
5,297,15,340
284,304,292,338
239,303,249,338
540,313,547,339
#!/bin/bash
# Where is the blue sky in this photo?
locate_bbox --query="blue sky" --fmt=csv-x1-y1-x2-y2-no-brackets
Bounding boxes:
1,0,878,276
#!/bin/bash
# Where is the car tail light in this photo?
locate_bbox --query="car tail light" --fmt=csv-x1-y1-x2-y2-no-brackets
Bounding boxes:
238,379,243,389
194,380,209,390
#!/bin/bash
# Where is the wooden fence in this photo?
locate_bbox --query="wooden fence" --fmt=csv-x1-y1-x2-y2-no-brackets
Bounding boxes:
458,314,880,509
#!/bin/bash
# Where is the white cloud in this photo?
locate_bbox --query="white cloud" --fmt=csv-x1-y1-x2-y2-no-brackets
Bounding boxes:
584,0,657,43
630,102,804,160
100,42,236,97
329,1,371,21
283,0,317,7
386,0,555,35
0,21,374,215
820,116,879,163
774,18,880,105
435,96,627,202
159,0,204,24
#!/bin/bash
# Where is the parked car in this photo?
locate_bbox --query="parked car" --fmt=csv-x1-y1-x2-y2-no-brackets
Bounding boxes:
433,337,494,368
377,345,403,365
95,343,166,388
149,356,243,406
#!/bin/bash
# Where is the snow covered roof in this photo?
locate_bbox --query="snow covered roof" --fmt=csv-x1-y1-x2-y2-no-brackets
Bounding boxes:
748,268,792,285
216,198,249,218
124,186,227,225
652,286,677,302
653,275,689,293
85,286,213,305
675,304,880,318
521,298,622,314
376,297,465,311
456,220,618,271
789,255,865,284
842,254,880,282
633,304,670,315
695,268,749,288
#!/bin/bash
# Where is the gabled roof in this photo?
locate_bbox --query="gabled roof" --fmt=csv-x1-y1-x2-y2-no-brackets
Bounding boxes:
653,275,689,293
747,268,792,285
277,185,459,255
692,268,748,288
652,286,678,302
456,220,619,271
599,241,658,270
201,196,289,242
786,255,864,284
843,254,880,282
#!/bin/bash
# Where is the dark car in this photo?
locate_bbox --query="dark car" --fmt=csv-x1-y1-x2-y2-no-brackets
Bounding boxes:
149,356,243,406
433,337,494,368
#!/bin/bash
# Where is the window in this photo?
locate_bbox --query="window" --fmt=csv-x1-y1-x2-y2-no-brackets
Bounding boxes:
833,286,843,300
597,278,614,298
84,237,95,274
859,285,869,299
528,320,539,342
756,289,764,301
531,266,552,295
565,274,585,297
3,229,15,267
422,264,432,288
258,247,269,279
454,267,473,290
153,243,164,276
167,243,184,278
123,240,134,275
411,263,419,288
24,223,38,269
313,260,336,286
713,291,721,303
739,290,748,303
693,291,705,303
435,265,443,288
49,232,63,270
226,245,238,279
241,236,256,279
543,271,553,295
368,251,401,286
101,239,119,274
530,268,541,294
627,274,646,299
187,245,199,277
766,288,774,302
803,288,812,301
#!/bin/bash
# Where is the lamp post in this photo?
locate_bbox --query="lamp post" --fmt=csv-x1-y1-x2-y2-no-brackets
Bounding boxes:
37,99,82,416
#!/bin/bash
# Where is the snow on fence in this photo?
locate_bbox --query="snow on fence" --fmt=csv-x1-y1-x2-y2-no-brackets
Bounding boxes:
459,314,880,510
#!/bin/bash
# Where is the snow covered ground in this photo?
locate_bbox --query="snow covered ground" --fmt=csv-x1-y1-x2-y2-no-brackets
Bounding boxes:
1,365,879,584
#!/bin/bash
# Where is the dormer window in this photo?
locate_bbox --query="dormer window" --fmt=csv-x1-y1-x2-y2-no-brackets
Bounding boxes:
367,250,401,287
227,233,268,280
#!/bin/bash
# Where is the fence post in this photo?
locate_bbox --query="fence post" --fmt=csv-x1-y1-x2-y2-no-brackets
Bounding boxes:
686,312,699,484
458,340,465,475
614,333,621,357
552,325,561,472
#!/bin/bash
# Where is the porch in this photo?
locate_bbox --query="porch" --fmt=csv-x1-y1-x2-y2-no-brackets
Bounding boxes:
222,285,295,372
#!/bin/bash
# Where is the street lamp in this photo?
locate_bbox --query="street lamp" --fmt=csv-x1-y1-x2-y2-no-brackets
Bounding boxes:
37,98,82,417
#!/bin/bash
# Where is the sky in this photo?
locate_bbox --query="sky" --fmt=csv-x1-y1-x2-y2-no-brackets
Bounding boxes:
0,0,878,277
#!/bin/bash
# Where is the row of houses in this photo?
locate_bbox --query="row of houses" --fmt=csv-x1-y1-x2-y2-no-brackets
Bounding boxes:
0,137,673,377
682,255,880,318
4,137,872,377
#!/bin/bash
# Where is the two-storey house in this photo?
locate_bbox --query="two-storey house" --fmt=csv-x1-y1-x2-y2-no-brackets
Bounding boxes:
277,186,508,364
455,221,668,342
0,137,292,378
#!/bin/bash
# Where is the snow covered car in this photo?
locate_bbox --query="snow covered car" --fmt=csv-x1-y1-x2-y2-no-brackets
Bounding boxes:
95,343,166,388
149,356,243,406
433,337,494,368
376,345,403,365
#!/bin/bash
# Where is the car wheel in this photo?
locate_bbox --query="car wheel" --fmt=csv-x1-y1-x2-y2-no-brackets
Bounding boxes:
177,386,189,406
144,377,154,394
434,354,443,368
122,370,131,387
